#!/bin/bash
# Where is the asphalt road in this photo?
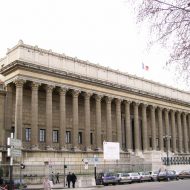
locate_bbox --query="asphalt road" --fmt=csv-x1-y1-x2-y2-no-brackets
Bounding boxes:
94,179,190,190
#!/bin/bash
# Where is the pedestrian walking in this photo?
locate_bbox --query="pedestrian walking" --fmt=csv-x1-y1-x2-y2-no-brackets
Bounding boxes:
55,172,60,184
66,172,72,188
0,176,3,185
50,172,55,184
71,173,77,188
43,177,51,190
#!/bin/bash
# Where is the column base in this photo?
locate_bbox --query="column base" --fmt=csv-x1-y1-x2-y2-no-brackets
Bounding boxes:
71,147,81,152
95,147,102,152
120,148,125,153
84,147,93,152
60,147,68,151
31,145,39,150
126,149,133,154
46,146,54,151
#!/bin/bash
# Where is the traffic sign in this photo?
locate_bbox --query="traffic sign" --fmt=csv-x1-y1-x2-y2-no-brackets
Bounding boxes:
11,148,22,157
7,138,22,148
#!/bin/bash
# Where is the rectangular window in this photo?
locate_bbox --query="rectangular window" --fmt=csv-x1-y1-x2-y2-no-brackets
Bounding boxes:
66,131,71,144
90,133,93,145
25,128,31,142
53,130,59,143
156,138,159,148
149,137,152,148
78,132,82,144
164,138,166,148
40,129,45,142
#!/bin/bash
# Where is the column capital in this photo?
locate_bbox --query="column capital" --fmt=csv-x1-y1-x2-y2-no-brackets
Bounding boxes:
95,94,103,101
124,99,132,105
84,91,92,99
132,101,140,107
150,105,156,111
182,112,187,116
5,83,13,91
115,98,122,104
157,106,164,111
32,82,40,90
71,89,80,97
142,103,148,108
176,110,182,114
59,86,68,95
105,96,113,104
164,108,170,113
14,79,25,87
46,85,54,92
170,109,176,114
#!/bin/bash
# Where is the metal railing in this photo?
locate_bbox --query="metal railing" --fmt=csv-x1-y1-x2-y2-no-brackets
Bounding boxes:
0,163,151,181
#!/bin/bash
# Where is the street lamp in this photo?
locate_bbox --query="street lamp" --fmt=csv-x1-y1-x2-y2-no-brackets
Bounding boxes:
163,135,171,166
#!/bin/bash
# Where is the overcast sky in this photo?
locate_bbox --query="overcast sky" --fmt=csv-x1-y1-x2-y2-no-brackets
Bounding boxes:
0,0,185,90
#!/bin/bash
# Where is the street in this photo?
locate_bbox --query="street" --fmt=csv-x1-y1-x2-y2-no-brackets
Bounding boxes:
93,179,190,190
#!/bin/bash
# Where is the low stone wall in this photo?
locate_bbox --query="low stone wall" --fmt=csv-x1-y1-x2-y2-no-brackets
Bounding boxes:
76,176,96,188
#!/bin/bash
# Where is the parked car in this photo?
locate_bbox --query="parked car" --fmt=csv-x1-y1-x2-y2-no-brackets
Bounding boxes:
178,170,190,179
139,171,152,182
149,171,159,181
157,170,179,181
116,173,132,184
96,172,118,186
128,172,141,183
4,179,27,190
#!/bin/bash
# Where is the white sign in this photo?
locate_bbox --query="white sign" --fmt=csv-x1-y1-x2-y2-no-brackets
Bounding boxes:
7,138,22,148
103,142,120,160
84,162,88,169
11,148,22,157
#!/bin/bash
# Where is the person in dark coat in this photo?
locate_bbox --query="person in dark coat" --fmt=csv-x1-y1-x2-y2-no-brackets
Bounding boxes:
71,173,77,188
0,176,3,185
50,172,55,184
55,172,60,184
66,172,72,188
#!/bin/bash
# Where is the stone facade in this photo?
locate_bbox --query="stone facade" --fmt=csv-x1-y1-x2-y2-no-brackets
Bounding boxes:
0,41,190,171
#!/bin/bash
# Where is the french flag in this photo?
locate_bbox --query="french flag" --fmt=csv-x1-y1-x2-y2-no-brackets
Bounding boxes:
142,63,149,71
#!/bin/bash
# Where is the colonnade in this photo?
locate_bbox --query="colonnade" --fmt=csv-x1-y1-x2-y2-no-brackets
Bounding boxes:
10,79,190,154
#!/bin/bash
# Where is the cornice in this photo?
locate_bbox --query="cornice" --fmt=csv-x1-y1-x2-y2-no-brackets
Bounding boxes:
2,61,190,108
2,41,190,96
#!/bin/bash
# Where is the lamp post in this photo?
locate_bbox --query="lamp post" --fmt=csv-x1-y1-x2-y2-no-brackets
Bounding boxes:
163,135,171,166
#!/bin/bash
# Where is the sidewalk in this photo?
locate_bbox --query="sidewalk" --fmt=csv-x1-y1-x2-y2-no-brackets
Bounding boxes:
27,183,96,190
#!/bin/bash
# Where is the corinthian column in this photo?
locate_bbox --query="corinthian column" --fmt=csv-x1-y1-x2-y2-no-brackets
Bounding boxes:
46,85,54,150
177,111,183,153
150,105,156,151
14,79,25,140
5,84,13,131
171,110,176,153
188,114,190,153
142,104,148,152
105,96,112,142
95,94,102,151
72,89,80,150
164,109,170,152
84,92,92,151
133,102,140,153
59,87,67,150
182,113,189,153
31,82,40,150
158,107,164,151
124,100,132,152
116,98,122,148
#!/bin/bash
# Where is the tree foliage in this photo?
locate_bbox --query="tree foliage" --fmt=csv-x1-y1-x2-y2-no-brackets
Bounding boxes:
132,0,190,83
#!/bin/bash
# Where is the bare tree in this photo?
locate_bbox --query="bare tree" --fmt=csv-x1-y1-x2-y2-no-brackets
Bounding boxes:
132,0,190,83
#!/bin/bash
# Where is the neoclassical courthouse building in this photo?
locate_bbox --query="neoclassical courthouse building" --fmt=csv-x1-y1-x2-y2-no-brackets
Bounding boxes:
0,41,190,173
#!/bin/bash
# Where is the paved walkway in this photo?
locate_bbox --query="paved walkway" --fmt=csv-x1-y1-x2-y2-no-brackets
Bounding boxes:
27,183,96,190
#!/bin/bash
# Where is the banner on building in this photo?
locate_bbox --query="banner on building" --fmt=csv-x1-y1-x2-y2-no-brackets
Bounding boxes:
103,142,120,160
